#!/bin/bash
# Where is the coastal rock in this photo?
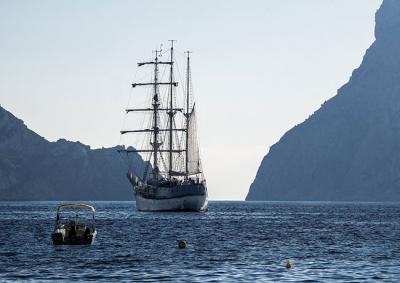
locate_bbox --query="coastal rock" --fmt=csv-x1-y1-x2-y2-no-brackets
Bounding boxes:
0,106,143,200
246,0,400,201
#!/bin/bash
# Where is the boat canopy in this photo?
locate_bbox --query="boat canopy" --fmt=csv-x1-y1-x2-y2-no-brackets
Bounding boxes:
56,204,95,214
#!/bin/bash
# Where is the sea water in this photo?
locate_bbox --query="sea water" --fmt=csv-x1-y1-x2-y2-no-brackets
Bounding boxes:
0,201,399,282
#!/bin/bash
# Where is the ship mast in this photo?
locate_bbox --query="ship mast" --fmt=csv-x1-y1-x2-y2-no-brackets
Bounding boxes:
168,40,176,179
120,43,186,183
185,51,192,179
152,49,161,178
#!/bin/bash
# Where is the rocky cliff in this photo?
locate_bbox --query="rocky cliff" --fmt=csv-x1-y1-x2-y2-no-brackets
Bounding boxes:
247,0,400,201
0,106,143,200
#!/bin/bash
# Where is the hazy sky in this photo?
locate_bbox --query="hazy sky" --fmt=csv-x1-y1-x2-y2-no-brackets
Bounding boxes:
0,0,382,200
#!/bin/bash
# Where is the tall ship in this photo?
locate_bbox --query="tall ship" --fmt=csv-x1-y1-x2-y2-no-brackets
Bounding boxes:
119,41,208,212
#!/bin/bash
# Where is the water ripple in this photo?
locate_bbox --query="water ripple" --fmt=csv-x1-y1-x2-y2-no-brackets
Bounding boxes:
0,201,400,282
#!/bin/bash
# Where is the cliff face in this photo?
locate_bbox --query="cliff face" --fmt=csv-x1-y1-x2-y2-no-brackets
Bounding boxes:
0,106,143,200
247,0,400,201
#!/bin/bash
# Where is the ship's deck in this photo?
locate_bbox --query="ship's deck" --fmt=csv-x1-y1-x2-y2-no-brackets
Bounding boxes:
135,182,207,200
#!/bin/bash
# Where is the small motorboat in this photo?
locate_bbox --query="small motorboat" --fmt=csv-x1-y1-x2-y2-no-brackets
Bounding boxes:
52,204,97,245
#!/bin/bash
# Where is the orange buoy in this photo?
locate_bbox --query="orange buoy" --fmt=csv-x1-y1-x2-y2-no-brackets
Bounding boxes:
285,260,292,269
178,240,187,249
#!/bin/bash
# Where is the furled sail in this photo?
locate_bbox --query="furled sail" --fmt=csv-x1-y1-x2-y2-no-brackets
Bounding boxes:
187,105,201,175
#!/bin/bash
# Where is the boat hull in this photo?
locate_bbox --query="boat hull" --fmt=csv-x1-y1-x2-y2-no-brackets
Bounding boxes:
128,174,208,212
52,230,97,245
135,193,208,212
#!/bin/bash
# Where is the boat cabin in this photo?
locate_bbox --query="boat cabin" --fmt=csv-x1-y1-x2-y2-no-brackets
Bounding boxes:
52,204,97,245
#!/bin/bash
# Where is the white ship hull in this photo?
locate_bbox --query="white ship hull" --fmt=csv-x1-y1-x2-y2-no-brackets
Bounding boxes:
135,194,208,212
